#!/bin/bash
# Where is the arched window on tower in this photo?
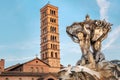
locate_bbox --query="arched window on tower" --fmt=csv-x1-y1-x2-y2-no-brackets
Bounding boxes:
43,36,47,42
43,27,47,34
55,45,57,49
55,36,56,41
50,9,56,15
54,19,56,23
43,10,46,17
51,35,57,41
50,18,52,22
54,27,56,32
51,44,53,49
50,18,56,23
55,52,57,58
51,52,53,57
50,26,56,33
42,54,44,59
50,26,52,32
45,52,47,58
50,35,52,41
52,36,54,41
54,11,56,15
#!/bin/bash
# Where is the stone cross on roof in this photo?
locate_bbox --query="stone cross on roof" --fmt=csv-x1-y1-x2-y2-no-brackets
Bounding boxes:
35,54,38,58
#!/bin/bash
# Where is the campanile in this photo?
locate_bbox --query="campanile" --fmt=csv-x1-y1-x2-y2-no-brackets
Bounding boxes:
40,4,60,72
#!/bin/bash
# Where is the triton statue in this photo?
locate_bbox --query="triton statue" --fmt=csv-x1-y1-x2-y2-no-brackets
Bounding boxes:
66,15,112,66
59,15,120,80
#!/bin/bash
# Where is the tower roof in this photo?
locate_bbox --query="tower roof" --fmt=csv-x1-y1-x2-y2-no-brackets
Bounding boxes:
40,3,58,11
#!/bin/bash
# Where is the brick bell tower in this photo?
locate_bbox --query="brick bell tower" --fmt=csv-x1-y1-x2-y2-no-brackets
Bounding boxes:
40,4,60,72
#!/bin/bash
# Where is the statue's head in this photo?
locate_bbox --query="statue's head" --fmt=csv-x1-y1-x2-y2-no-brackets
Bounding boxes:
85,14,90,21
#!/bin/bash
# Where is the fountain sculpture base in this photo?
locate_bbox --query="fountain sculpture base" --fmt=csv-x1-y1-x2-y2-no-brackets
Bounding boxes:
59,60,120,80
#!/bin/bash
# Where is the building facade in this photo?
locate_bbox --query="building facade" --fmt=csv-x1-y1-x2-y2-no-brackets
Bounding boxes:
0,4,61,80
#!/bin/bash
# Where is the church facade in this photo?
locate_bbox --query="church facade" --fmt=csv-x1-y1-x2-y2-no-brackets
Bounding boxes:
0,4,61,80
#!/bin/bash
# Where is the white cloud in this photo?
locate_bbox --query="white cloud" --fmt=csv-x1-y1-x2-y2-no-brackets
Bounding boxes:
96,0,110,20
96,0,120,51
102,25,120,51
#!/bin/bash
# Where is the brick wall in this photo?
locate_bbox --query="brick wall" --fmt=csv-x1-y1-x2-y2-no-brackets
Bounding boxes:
0,59,4,72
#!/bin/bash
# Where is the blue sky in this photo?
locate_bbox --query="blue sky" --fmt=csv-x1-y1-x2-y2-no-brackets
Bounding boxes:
0,0,120,67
